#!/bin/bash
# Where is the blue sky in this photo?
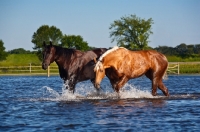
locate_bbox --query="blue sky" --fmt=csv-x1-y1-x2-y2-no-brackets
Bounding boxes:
0,0,200,51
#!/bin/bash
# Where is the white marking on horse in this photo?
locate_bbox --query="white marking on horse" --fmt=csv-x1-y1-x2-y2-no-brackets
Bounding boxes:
94,46,127,71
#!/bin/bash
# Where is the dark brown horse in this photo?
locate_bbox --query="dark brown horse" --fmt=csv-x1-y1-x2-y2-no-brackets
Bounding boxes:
42,41,107,93
94,46,169,96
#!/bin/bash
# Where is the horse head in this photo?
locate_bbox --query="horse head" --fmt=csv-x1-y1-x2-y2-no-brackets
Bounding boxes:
94,60,106,89
42,41,56,70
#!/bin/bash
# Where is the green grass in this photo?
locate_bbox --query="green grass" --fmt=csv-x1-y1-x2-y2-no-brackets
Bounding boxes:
179,63,200,74
0,54,58,75
0,54,41,66
167,55,200,62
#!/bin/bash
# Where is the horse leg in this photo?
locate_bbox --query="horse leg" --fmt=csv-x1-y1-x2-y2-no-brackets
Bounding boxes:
69,83,76,93
158,80,169,96
152,78,158,96
64,80,74,93
64,80,70,89
115,76,129,93
146,69,169,96
64,77,76,93
145,70,157,96
90,78,95,87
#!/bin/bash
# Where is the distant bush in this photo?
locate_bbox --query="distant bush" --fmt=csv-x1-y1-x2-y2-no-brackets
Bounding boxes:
8,48,36,54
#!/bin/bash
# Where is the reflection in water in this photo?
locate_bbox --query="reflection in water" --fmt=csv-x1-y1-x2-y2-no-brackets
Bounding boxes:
92,99,167,128
93,99,166,108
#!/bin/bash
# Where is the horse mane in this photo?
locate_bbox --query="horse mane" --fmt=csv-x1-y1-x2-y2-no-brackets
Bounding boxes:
94,46,126,71
98,46,127,61
53,45,78,56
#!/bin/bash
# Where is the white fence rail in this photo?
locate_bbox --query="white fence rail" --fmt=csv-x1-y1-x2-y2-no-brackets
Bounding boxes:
167,62,179,74
167,62,200,74
0,62,200,76
0,64,58,77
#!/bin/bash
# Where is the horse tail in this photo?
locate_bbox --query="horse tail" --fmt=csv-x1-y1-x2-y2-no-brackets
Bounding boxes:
163,69,168,80
162,56,168,80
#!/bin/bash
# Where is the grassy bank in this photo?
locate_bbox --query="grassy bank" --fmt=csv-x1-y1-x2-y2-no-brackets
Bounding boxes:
179,63,200,74
0,54,41,66
167,55,200,62
0,54,58,75
166,55,200,74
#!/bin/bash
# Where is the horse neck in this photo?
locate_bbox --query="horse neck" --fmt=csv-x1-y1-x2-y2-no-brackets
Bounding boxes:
54,47,75,67
101,48,125,69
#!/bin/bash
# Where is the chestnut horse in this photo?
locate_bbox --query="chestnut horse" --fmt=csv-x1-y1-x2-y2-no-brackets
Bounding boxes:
42,41,107,93
94,46,169,96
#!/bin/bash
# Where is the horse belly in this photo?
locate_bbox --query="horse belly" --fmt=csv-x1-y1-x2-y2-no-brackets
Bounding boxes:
78,66,95,82
130,67,148,78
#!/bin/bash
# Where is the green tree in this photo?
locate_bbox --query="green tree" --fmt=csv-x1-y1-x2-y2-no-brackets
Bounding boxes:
176,43,192,58
155,46,177,56
109,14,154,50
31,25,63,60
61,35,90,51
0,40,8,61
194,44,200,54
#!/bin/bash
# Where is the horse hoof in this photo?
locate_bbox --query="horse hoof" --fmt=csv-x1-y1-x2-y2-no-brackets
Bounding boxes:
152,93,157,96
165,92,170,97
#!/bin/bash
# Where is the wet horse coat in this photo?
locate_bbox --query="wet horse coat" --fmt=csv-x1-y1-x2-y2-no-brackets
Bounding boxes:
94,46,169,96
42,42,107,93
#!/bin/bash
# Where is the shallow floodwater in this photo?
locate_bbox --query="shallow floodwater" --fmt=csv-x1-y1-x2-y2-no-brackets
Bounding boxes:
0,75,200,131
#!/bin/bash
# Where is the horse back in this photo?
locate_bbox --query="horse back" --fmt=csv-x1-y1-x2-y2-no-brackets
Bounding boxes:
128,50,168,69
104,49,168,78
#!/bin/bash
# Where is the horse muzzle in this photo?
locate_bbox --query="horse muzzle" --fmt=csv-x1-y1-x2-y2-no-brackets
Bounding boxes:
42,63,48,70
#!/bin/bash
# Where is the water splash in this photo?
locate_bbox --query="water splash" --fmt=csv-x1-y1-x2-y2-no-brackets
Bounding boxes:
42,86,60,98
119,83,153,99
23,81,200,102
38,82,156,101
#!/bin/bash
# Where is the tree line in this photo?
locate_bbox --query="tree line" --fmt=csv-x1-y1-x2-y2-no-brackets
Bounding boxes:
0,14,199,61
155,43,200,58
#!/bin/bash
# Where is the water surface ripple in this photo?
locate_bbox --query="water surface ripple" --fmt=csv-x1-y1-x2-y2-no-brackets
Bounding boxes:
0,75,200,131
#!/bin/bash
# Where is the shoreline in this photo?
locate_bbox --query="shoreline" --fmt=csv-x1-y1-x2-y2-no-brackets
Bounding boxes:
1,73,200,77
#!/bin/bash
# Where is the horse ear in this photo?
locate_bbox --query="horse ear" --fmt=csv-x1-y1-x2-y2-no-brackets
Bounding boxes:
43,41,46,47
50,41,53,47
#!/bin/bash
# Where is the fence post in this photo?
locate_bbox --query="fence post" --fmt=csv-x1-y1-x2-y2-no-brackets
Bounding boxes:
29,63,31,73
48,66,50,77
177,62,179,75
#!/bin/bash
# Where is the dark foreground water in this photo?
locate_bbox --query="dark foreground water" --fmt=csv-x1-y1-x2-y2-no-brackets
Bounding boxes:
0,75,200,132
